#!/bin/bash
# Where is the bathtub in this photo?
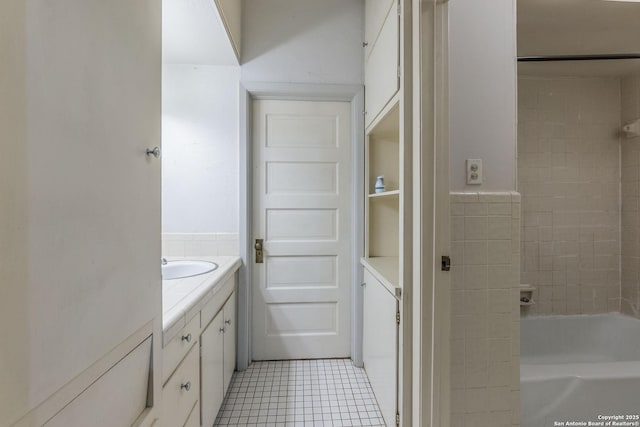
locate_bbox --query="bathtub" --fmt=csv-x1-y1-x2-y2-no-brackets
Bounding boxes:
521,313,640,427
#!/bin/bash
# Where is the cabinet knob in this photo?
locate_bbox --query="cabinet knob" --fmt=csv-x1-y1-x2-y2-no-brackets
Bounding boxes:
145,146,161,158
225,319,232,325
181,381,191,391
181,333,192,343
219,327,225,333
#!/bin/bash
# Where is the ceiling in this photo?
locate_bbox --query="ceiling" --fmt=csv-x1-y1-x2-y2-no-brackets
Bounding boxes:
518,0,640,76
162,0,238,66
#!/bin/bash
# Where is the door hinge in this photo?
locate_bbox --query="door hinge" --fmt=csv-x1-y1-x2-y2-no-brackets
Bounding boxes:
396,412,400,426
396,310,400,325
397,1,401,16
441,255,451,272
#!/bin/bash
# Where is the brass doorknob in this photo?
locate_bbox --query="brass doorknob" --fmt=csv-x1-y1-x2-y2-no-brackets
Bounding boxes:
255,239,264,263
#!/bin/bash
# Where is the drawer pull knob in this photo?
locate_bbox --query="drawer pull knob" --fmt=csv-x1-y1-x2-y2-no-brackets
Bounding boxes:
181,381,192,391
225,319,232,325
219,327,225,333
181,333,192,343
146,146,161,158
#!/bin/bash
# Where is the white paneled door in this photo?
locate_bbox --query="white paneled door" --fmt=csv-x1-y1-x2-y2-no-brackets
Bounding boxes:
252,100,352,360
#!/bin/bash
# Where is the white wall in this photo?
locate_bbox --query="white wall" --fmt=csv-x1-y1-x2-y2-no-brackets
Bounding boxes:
162,65,240,233
449,0,518,191
241,0,364,85
162,0,238,66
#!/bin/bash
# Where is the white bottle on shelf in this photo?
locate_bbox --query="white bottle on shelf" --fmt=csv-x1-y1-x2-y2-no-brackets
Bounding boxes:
375,175,385,193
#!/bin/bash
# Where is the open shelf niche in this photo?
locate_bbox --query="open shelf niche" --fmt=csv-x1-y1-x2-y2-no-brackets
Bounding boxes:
363,99,401,291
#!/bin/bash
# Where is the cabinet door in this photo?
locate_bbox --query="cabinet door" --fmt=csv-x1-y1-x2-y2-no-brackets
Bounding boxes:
363,269,398,427
201,310,225,427
223,291,237,395
161,344,200,427
0,2,161,423
183,402,200,427
44,338,152,427
365,0,395,60
365,0,399,128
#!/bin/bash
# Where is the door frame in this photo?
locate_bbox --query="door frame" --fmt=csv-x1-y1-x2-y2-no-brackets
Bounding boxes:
412,0,451,425
237,82,365,370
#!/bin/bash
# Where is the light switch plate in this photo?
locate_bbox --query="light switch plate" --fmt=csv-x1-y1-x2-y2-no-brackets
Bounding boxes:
466,159,483,185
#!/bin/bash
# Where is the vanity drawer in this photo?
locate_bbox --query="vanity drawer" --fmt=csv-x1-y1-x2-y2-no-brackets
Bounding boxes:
162,315,199,384
162,343,199,427
201,275,236,328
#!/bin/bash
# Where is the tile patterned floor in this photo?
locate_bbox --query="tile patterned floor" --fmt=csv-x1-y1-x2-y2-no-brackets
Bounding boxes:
214,359,386,426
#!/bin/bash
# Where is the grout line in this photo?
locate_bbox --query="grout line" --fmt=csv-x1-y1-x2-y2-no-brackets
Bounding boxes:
214,359,386,426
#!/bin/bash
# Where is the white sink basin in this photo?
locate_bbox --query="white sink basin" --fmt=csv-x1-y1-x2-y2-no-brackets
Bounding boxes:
162,260,218,280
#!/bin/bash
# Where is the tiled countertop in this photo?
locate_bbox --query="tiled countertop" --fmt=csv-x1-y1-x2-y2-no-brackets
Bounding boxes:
162,256,241,343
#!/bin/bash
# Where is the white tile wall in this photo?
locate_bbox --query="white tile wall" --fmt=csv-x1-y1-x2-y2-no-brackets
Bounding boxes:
450,192,520,427
518,77,621,315
621,71,640,319
162,233,239,257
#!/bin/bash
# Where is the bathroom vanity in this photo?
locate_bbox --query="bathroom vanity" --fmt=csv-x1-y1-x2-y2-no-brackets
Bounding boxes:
161,256,241,427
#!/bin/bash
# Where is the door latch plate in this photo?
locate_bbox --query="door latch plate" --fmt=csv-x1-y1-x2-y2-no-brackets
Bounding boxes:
255,239,264,263
441,255,451,271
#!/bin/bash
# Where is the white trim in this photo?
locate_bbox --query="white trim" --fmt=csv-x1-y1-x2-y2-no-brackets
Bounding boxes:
237,82,365,368
412,0,450,425
433,2,451,425
237,82,251,371
399,0,414,424
350,87,366,368
241,82,363,102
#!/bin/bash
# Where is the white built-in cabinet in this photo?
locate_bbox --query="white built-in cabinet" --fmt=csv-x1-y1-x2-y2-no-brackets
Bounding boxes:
201,291,237,427
362,0,411,426
364,0,399,128
44,337,154,427
162,341,200,427
183,402,200,427
2,2,162,426
223,292,237,394
201,311,225,426
362,270,399,427
161,276,237,427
